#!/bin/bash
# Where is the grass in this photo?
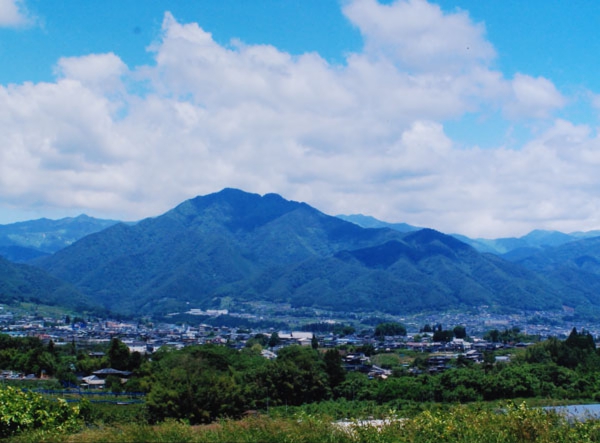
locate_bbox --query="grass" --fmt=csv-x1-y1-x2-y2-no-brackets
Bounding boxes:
10,402,600,443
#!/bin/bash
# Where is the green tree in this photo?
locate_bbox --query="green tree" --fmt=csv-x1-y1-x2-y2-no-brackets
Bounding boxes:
453,325,467,339
268,332,281,348
105,374,123,393
268,345,330,406
323,349,346,392
374,322,407,337
146,345,253,424
246,333,269,348
107,338,130,370
433,329,454,342
565,327,595,352
484,329,501,343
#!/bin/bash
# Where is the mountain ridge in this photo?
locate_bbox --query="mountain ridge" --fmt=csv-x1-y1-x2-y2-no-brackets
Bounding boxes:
0,214,121,262
337,213,600,257
31,188,591,317
0,255,99,312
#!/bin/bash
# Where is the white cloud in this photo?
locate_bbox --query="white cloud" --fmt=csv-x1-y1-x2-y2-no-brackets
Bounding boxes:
0,3,592,237
343,0,495,73
55,53,128,93
0,0,31,27
504,74,566,119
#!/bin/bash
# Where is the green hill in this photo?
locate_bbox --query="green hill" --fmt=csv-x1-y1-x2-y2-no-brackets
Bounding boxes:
0,256,97,312
33,188,584,317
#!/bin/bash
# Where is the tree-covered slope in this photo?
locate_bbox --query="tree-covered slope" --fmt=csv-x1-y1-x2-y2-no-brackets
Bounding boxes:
36,189,403,314
0,256,97,311
239,229,566,314
507,236,600,314
33,188,596,316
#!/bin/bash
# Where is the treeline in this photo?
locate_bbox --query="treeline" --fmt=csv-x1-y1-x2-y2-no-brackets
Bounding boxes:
0,335,145,388
136,328,600,424
139,330,600,422
2,327,600,426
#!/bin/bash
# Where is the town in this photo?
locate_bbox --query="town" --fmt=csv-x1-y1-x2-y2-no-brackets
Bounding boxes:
1,302,598,385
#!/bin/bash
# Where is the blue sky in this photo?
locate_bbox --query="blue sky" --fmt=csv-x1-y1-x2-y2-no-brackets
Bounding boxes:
1,0,600,237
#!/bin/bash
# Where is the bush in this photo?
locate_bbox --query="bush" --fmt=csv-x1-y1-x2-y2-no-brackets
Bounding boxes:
0,385,81,438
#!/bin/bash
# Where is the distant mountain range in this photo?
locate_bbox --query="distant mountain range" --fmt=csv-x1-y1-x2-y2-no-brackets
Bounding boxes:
0,215,120,262
338,214,600,259
336,214,421,233
3,189,600,319
11,188,595,318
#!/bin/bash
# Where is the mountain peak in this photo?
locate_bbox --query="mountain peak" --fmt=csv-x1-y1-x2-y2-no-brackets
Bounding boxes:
404,228,473,252
171,188,305,232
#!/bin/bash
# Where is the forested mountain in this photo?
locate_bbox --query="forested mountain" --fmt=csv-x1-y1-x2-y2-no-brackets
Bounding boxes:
338,214,600,257
513,236,600,273
0,256,96,311
0,214,120,262
32,188,595,317
336,214,420,232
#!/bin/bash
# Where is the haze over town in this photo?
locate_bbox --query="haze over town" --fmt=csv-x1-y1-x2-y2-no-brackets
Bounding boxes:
2,0,600,238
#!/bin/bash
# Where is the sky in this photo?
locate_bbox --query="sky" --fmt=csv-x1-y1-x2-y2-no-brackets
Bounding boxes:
2,0,600,238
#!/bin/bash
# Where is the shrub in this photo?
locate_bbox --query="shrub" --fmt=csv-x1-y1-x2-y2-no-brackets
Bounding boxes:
0,385,80,438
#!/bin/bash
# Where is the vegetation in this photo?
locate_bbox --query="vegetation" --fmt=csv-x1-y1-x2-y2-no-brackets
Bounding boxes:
0,385,81,439
8,402,600,442
374,322,407,337
0,335,146,383
4,329,600,440
33,188,588,317
0,256,95,312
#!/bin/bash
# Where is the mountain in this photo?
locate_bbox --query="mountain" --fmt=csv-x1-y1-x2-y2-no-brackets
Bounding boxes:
0,214,121,262
0,255,97,312
507,236,600,317
33,188,583,317
464,230,579,257
336,214,420,232
269,229,567,314
515,236,600,273
335,213,600,259
339,213,600,260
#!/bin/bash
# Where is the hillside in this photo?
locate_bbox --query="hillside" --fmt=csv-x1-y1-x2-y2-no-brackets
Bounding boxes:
0,214,120,262
337,214,600,258
32,188,584,317
0,256,97,312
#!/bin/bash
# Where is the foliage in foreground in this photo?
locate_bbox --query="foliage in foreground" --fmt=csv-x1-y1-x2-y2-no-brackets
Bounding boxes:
16,402,600,443
0,385,80,439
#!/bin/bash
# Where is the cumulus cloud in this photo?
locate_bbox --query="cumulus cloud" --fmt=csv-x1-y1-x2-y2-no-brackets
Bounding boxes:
0,1,593,237
504,74,566,119
55,53,128,93
0,0,31,27
343,0,495,73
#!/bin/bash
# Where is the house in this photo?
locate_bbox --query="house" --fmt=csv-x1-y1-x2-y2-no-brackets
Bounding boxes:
81,368,133,389
344,353,372,373
277,331,314,345
81,375,105,388
261,349,277,360
92,368,129,376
